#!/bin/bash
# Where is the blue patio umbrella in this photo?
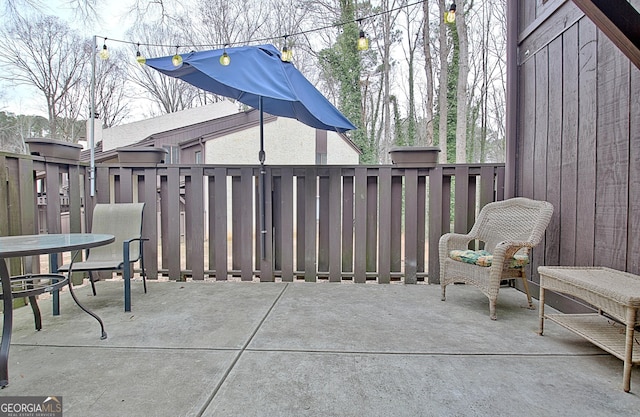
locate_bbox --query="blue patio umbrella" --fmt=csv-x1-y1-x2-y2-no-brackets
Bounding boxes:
145,44,356,259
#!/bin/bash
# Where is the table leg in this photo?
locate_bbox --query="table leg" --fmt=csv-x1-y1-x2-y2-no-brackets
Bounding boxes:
538,286,545,336
28,295,42,331
0,259,14,387
124,241,131,312
65,279,107,340
49,254,60,316
623,307,637,392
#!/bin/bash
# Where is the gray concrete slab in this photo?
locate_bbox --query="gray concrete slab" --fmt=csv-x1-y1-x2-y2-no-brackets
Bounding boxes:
9,280,287,349
1,280,640,416
249,283,601,355
204,351,640,417
4,345,235,417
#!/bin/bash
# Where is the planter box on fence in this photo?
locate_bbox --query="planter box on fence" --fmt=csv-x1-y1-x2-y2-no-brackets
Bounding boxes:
117,147,168,164
389,146,440,168
25,138,82,161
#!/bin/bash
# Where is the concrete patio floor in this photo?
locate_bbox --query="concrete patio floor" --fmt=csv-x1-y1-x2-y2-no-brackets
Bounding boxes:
1,280,639,416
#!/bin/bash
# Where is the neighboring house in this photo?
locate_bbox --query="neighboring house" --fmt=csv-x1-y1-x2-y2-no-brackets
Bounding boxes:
83,100,360,165
96,100,239,152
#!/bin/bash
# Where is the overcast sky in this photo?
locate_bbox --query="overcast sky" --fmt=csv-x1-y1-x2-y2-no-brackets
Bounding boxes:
1,0,136,117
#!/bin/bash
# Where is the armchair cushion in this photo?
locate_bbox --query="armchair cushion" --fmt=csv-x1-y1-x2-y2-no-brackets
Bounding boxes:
448,249,529,268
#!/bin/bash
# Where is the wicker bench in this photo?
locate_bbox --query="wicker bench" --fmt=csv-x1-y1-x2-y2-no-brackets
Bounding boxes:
538,266,640,392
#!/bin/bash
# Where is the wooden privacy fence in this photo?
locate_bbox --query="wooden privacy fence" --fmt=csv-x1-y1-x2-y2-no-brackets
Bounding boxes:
0,152,505,284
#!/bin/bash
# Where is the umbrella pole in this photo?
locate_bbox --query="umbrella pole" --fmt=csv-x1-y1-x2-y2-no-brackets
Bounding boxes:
259,96,266,260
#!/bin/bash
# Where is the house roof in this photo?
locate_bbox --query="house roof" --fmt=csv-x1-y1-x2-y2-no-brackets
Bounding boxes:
81,108,360,163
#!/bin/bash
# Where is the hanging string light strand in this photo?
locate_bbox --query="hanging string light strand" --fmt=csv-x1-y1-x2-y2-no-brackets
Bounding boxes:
94,0,431,55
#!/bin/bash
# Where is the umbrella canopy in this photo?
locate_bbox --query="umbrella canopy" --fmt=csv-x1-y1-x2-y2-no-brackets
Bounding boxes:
145,44,356,262
144,44,356,133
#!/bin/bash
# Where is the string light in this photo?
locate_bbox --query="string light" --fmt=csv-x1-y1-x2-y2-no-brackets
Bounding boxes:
356,17,369,51
357,30,369,51
171,47,183,66
445,3,456,24
219,44,231,66
281,36,293,62
99,38,109,60
91,0,426,61
136,44,146,64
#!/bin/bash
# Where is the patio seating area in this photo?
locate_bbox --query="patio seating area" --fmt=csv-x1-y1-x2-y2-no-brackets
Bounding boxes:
1,279,639,416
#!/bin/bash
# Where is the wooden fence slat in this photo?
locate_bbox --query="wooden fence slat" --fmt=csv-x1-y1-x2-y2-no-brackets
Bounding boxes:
213,167,228,280
454,166,470,234
417,174,427,276
143,168,159,279
0,156,9,237
186,168,205,280
18,158,36,236
353,168,367,283
404,170,418,284
159,174,169,273
342,175,354,274
279,168,294,282
318,174,330,273
479,166,495,209
260,167,273,281
390,174,402,275
329,168,342,282
428,167,444,284
95,166,110,205
296,175,305,278
240,167,253,281
304,167,317,282
45,164,61,235
378,167,392,283
118,167,134,203
366,174,378,274
166,167,182,280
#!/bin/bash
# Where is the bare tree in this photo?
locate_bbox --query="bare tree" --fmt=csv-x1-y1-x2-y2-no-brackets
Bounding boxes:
372,0,402,163
399,0,423,146
437,0,450,163
421,0,435,146
91,49,132,128
126,24,203,113
454,0,469,163
185,0,270,47
0,14,90,140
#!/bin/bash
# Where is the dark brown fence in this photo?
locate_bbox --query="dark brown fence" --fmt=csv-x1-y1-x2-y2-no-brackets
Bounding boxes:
0,152,505,285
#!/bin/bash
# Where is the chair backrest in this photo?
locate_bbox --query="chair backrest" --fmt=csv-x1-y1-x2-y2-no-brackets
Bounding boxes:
469,197,554,253
87,203,145,263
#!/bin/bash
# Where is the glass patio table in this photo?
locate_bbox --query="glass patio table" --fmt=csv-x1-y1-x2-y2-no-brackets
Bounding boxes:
0,233,114,388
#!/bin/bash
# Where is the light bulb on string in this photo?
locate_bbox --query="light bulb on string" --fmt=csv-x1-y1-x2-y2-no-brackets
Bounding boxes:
99,39,109,60
136,44,146,65
281,36,293,62
445,3,456,23
220,44,231,66
172,47,183,66
357,30,369,51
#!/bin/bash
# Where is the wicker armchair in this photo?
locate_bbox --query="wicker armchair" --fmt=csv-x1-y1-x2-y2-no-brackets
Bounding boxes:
439,197,554,320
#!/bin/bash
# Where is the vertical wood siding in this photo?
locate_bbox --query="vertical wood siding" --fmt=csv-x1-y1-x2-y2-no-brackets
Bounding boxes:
516,0,640,311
